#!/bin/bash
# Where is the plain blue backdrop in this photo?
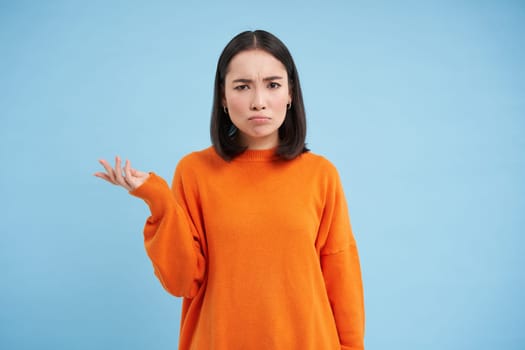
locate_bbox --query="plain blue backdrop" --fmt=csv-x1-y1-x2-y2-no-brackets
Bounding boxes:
1,1,524,349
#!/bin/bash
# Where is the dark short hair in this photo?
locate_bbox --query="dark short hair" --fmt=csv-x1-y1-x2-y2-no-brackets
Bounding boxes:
210,30,309,161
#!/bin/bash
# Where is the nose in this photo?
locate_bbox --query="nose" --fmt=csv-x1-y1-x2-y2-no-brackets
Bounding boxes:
250,89,266,111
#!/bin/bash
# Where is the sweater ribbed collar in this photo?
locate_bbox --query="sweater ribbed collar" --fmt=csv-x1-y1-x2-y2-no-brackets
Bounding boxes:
234,148,279,162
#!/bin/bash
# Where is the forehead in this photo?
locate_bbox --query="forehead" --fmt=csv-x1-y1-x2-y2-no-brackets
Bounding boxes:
226,49,287,79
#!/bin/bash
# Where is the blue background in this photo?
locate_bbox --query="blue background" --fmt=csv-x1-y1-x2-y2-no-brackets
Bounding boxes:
1,1,524,349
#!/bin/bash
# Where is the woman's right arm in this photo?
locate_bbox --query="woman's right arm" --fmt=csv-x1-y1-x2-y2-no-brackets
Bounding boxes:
94,156,206,298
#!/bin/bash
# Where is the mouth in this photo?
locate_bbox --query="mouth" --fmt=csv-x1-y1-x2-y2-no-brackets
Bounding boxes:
248,116,271,121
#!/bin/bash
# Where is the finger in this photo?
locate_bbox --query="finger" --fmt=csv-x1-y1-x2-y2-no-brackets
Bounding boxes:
114,156,126,186
123,160,134,188
118,158,133,191
99,159,116,182
124,159,132,179
93,172,116,184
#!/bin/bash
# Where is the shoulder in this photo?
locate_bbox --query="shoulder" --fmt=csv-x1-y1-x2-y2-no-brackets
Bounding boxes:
296,151,340,178
175,146,223,175
179,146,217,164
294,151,347,196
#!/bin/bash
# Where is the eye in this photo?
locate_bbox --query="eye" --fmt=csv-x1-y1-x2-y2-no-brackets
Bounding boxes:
268,82,281,89
234,85,249,91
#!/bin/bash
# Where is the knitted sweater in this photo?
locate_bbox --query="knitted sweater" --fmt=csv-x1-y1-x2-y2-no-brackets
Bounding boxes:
130,147,365,350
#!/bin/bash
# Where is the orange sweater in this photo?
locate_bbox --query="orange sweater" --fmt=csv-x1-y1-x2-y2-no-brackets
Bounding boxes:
131,147,365,350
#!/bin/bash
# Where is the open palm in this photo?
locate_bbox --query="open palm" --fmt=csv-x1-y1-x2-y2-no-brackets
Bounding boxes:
94,156,149,191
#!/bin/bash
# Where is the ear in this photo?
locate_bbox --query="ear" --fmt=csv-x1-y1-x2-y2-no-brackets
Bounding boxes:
221,85,227,107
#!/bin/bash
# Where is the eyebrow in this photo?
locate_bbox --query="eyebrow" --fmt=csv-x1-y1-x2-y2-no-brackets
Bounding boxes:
232,76,284,83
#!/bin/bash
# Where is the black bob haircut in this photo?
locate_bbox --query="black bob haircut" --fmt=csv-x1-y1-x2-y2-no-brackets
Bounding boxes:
210,30,309,161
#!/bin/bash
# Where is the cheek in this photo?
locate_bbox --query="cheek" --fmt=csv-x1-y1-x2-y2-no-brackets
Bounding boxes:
226,95,246,114
272,92,290,110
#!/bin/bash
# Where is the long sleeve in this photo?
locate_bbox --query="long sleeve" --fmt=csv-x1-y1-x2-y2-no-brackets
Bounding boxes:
321,249,365,350
318,167,365,350
130,171,206,299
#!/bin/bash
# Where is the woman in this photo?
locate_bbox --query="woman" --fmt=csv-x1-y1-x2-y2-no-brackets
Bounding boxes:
95,30,365,350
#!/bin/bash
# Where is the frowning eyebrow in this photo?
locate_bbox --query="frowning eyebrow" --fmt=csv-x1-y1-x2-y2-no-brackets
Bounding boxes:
232,76,284,83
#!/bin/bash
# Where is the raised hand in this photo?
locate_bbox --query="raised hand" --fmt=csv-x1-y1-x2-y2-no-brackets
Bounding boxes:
94,156,150,191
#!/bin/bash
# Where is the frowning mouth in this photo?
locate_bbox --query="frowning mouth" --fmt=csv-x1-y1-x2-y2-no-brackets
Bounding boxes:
248,116,271,121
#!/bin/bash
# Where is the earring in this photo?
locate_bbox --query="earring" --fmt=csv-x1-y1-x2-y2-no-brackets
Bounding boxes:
286,102,291,110
223,106,228,114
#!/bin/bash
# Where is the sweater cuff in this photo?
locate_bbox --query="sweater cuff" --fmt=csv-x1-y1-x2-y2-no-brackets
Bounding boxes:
129,173,174,218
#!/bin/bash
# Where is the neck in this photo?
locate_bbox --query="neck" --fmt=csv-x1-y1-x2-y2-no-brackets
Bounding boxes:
240,133,279,150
